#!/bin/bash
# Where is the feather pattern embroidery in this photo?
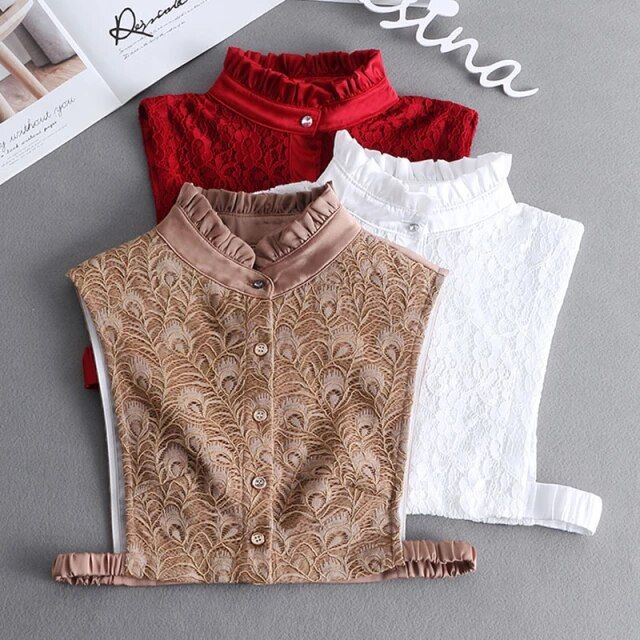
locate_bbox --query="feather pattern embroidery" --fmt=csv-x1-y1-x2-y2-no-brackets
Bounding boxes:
68,229,442,584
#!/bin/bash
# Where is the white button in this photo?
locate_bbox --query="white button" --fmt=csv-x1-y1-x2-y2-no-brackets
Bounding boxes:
408,223,420,232
253,408,268,422
300,115,313,128
250,532,265,546
252,476,267,490
254,343,268,356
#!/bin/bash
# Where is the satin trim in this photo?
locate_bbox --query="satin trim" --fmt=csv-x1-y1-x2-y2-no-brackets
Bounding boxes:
51,553,170,586
51,540,476,586
208,48,399,134
156,183,362,297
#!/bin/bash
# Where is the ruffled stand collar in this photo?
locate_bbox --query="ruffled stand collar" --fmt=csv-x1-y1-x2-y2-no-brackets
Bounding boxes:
325,130,516,232
208,48,399,134
220,47,391,107
156,183,362,297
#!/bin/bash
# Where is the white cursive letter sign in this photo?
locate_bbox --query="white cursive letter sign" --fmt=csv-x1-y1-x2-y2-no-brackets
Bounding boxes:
359,0,539,98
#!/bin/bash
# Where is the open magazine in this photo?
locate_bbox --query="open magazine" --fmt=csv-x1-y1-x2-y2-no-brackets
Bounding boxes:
0,0,283,186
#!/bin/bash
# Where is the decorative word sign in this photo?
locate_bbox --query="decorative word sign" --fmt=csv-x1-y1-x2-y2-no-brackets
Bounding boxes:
359,0,539,98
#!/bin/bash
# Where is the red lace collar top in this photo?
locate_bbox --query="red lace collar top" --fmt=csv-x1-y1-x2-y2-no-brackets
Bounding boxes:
139,47,479,221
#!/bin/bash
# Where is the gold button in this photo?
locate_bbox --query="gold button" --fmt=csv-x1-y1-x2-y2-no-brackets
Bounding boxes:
253,408,268,422
254,343,268,356
252,476,267,490
250,532,265,546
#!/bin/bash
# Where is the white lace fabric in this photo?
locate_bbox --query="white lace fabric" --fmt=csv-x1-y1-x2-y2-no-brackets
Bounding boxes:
270,130,602,535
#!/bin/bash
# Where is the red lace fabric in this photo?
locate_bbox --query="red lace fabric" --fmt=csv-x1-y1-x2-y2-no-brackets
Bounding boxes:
139,47,479,221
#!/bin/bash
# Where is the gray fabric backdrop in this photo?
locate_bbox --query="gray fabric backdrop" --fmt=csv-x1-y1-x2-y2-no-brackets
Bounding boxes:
0,1,638,638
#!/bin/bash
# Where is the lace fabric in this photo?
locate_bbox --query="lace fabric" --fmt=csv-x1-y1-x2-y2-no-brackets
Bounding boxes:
269,131,603,535
140,95,292,219
139,47,478,221
54,187,477,585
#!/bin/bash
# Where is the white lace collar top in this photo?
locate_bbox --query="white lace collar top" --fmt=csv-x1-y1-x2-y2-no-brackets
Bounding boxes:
273,130,602,535
328,133,516,232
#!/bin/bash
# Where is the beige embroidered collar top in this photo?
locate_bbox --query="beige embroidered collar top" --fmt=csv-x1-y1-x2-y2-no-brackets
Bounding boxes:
53,184,476,585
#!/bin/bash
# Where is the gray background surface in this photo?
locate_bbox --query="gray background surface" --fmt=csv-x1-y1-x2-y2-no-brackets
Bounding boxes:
0,1,638,638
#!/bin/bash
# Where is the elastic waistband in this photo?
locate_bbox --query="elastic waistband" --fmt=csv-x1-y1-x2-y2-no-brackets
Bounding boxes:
523,482,602,535
51,540,476,586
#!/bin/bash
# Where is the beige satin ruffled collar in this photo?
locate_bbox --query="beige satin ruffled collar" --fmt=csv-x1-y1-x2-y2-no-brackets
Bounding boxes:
157,182,361,297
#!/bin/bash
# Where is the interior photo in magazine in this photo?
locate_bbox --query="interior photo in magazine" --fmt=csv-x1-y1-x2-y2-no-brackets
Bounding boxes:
0,0,85,122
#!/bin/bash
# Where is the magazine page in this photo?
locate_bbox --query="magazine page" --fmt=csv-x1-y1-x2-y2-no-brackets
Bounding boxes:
0,0,283,187
0,0,120,185
45,0,285,103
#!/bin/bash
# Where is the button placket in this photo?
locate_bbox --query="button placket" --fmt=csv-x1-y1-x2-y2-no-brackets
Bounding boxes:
243,297,275,580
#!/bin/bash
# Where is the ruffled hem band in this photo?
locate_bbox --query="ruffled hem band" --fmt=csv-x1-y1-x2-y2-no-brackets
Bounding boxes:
52,540,476,586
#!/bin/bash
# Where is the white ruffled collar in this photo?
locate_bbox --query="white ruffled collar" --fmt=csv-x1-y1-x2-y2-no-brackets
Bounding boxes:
319,130,516,233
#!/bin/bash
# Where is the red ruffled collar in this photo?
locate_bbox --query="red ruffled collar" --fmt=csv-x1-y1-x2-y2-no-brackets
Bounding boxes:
207,47,399,134
221,47,390,107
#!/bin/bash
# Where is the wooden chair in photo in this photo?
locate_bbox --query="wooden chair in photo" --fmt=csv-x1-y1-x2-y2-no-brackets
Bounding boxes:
0,0,48,122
